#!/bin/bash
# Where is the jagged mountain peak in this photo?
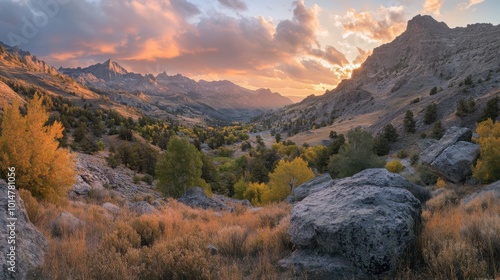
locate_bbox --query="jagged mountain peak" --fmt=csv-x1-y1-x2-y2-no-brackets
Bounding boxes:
99,59,128,75
406,14,449,32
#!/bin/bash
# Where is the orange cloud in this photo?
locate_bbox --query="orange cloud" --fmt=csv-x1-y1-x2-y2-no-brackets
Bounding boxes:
423,0,443,16
336,6,407,43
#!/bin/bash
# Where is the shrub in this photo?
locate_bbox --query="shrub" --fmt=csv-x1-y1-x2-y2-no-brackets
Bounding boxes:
409,152,420,165
385,160,404,173
435,177,446,189
417,164,438,185
456,98,476,117
131,216,163,247
429,87,438,95
397,149,408,159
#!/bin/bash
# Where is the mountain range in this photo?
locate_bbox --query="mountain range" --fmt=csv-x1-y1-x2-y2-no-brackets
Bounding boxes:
59,59,292,123
0,43,292,124
258,15,500,144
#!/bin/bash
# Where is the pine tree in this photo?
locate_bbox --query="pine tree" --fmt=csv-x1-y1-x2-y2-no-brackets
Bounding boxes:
0,94,76,203
431,121,445,140
383,123,398,143
404,110,416,133
479,96,499,122
424,104,438,125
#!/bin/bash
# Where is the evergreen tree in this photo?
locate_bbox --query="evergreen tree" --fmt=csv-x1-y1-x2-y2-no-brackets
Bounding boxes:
383,123,399,143
479,96,499,122
424,104,438,125
404,110,416,133
431,121,445,140
373,134,390,156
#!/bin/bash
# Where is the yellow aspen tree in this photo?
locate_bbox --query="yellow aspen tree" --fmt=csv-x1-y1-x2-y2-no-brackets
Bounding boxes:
0,94,75,203
267,157,314,202
472,119,500,183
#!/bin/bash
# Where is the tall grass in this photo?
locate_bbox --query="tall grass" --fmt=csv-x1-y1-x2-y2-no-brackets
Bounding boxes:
20,193,292,280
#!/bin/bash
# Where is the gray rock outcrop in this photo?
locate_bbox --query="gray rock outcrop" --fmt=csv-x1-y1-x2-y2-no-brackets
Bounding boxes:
281,169,424,279
462,180,500,205
51,211,84,237
421,127,479,183
0,180,48,280
129,201,157,215
292,174,336,202
178,187,232,211
430,141,480,183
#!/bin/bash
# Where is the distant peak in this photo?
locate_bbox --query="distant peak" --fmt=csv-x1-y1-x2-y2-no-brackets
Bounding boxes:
407,14,449,31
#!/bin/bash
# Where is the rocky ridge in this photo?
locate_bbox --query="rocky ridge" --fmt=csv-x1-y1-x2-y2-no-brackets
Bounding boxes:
59,60,293,122
258,15,500,143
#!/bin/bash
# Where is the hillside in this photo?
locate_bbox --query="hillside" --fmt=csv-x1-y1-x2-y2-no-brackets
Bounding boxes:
60,60,292,122
257,15,500,145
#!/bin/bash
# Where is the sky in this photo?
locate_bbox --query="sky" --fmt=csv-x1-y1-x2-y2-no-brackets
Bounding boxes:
0,0,499,101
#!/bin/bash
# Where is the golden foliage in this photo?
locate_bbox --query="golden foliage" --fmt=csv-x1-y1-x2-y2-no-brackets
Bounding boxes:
385,159,404,173
267,157,314,202
472,119,500,183
0,94,75,203
32,196,292,280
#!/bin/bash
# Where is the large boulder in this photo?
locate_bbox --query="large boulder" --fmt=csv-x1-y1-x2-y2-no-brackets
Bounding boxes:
292,174,337,202
420,127,479,183
462,180,500,205
429,141,480,183
178,187,232,211
0,180,48,280
281,169,423,279
420,126,472,164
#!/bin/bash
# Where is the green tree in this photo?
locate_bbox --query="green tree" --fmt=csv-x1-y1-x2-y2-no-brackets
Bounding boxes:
266,158,314,202
383,123,399,143
479,96,499,122
404,110,416,133
155,137,204,198
275,133,281,143
233,178,248,199
0,94,76,203
424,104,437,125
431,121,445,140
373,134,390,156
429,87,438,96
473,119,500,183
328,128,385,178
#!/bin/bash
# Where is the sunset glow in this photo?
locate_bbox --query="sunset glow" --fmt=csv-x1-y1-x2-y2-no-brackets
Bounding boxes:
1,0,499,100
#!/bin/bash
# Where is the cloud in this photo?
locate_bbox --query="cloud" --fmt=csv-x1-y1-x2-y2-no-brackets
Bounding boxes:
218,0,248,11
460,0,485,9
353,47,372,65
423,0,443,16
335,6,407,43
0,0,349,96
171,0,201,17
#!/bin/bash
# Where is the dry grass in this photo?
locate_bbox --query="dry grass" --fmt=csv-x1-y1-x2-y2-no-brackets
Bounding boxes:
22,194,292,280
395,189,500,279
